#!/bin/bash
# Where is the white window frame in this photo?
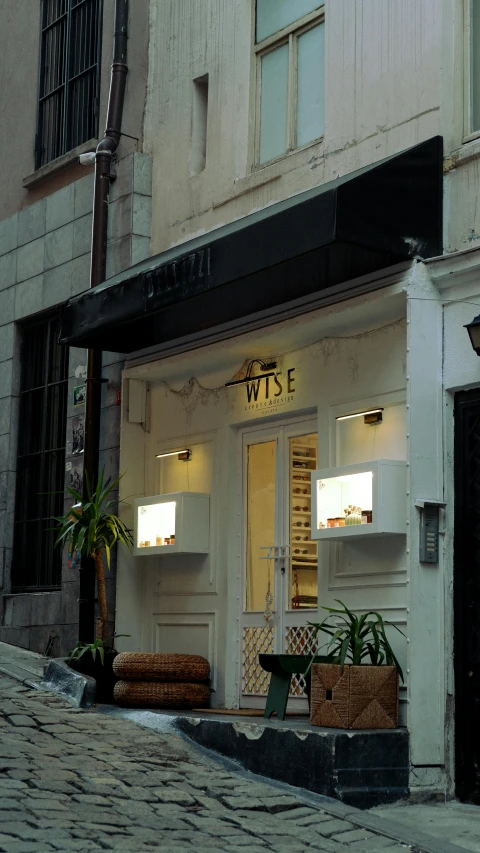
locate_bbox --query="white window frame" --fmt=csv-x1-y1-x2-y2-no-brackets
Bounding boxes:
254,4,325,167
464,0,480,142
464,0,475,140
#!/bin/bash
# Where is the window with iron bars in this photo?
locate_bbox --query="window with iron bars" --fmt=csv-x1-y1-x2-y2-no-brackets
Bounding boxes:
12,315,69,591
36,0,103,169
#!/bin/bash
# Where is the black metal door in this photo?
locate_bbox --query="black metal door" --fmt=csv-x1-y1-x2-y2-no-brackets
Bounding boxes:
454,390,480,803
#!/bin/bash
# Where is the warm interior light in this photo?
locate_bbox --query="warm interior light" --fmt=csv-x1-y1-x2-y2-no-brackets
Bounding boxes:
336,408,384,422
316,471,373,528
155,449,191,460
137,501,176,547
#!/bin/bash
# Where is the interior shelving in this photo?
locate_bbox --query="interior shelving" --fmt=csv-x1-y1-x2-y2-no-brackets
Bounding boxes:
290,437,318,609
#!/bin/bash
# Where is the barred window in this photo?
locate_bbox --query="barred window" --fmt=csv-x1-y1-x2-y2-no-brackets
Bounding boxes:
36,0,103,168
12,316,68,590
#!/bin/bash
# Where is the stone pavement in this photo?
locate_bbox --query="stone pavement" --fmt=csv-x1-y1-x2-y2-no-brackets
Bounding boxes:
0,669,439,853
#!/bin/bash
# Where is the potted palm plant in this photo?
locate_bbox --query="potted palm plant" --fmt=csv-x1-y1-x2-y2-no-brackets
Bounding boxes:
307,600,405,730
53,470,133,701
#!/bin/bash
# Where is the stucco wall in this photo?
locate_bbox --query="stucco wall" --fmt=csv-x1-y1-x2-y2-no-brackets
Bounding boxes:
144,0,443,257
0,153,152,656
0,0,149,220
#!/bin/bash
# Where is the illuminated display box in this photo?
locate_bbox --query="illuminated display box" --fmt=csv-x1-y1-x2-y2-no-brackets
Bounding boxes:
311,460,406,540
133,492,210,556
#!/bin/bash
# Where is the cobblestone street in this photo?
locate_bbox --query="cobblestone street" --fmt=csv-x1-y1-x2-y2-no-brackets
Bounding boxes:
0,672,423,853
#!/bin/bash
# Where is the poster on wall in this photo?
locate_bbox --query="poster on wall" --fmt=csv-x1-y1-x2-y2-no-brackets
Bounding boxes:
68,548,80,570
69,459,83,494
73,385,86,407
72,416,85,455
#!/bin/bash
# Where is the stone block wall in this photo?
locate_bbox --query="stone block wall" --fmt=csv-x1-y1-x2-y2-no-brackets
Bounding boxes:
0,152,151,657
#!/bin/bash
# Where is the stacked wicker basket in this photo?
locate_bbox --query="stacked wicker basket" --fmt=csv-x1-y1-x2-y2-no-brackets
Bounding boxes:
112,653,210,709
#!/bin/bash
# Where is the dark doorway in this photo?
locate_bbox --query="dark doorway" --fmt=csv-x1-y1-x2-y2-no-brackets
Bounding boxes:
454,390,480,803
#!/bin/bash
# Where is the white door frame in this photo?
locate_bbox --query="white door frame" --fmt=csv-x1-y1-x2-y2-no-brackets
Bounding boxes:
238,413,318,709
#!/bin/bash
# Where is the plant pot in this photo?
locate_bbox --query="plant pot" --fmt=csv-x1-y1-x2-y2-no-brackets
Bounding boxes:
310,663,399,729
69,651,118,704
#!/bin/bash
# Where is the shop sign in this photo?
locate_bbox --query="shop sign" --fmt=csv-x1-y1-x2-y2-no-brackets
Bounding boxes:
145,248,212,309
244,368,296,413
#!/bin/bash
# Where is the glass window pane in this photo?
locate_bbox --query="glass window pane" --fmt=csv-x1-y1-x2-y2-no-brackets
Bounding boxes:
46,384,67,451
259,45,289,164
246,440,276,612
23,324,47,391
13,521,41,589
256,0,322,42
48,317,68,384
297,23,325,147
472,0,480,131
20,389,45,455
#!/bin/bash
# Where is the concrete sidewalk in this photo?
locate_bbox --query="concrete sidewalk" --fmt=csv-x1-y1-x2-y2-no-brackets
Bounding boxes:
0,641,46,685
370,803,480,853
0,640,478,853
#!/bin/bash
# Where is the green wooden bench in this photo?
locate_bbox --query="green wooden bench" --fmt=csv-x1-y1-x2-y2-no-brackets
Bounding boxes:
259,653,330,721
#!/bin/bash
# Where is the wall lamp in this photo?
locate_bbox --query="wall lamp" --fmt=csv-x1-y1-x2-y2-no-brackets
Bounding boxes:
336,408,384,425
465,314,480,356
156,449,191,461
225,359,277,388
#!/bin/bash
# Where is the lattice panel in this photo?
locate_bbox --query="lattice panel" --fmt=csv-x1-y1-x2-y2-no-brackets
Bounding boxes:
242,626,275,695
285,625,317,696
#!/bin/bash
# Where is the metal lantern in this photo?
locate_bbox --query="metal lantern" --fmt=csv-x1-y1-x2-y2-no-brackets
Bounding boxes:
465,314,480,355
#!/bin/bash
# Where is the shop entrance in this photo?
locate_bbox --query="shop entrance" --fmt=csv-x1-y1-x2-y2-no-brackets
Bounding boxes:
240,417,319,711
454,390,480,803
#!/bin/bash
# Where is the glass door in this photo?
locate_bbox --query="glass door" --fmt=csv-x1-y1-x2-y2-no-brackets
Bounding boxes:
240,418,319,710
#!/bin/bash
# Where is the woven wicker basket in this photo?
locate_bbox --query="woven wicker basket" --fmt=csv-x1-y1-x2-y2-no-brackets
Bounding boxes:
113,680,210,709
310,664,399,729
112,653,210,683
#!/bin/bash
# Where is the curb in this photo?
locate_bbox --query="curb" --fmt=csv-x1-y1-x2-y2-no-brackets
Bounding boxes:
99,706,468,853
0,662,42,689
42,658,96,708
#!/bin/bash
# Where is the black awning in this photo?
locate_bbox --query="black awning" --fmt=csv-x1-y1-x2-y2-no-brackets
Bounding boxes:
60,136,442,352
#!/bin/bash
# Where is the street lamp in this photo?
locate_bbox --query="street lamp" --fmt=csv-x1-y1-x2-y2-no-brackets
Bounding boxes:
465,314,480,355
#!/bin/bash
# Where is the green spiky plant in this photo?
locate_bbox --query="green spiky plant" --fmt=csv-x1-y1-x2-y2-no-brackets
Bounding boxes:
307,600,405,682
53,470,133,643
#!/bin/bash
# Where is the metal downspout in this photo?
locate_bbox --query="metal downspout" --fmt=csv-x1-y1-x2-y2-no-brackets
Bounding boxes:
79,0,129,643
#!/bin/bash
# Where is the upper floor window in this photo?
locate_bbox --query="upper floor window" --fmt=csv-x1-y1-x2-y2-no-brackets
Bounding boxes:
36,0,103,169
469,0,480,135
255,0,325,165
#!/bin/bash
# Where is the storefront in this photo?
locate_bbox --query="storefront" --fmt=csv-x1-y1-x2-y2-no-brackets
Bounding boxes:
114,287,409,715
60,137,446,795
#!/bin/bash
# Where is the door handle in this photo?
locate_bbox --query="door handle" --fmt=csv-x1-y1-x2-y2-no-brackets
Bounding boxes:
259,545,291,560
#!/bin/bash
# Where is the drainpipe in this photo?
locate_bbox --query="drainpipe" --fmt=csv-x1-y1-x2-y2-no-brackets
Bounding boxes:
78,0,129,643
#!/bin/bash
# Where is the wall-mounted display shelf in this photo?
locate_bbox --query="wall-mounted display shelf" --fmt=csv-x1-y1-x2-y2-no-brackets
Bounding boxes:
311,460,406,541
133,492,210,556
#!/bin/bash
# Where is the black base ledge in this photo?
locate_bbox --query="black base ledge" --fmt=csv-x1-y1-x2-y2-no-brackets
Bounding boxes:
177,717,409,809
60,136,443,353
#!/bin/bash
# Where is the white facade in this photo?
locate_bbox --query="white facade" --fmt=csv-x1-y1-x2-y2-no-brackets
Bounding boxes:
144,0,444,257
55,0,480,800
